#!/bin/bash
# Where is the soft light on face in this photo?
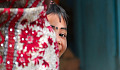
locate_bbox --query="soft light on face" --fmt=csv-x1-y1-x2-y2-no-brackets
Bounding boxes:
47,14,67,57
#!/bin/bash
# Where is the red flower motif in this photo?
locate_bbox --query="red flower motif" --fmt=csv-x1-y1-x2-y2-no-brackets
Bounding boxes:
0,55,3,64
21,19,28,26
54,41,59,55
42,2,47,11
16,50,31,67
33,56,43,65
20,26,40,52
30,21,36,26
42,60,49,68
56,61,59,69
48,36,53,45
39,50,45,55
54,41,58,48
47,26,54,32
39,10,46,19
37,19,45,29
37,10,48,29
55,49,59,56
42,42,48,49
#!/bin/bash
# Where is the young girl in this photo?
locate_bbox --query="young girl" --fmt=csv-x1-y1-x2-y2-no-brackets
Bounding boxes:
47,2,68,57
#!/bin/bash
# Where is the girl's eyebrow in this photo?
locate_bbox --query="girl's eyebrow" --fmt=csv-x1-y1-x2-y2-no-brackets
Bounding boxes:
50,25,55,28
61,27,67,30
50,25,67,30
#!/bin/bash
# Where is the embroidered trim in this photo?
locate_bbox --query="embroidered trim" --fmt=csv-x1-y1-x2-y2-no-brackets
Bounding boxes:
6,8,24,70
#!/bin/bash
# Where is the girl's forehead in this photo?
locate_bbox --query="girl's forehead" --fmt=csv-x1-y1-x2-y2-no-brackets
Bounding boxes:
47,14,67,27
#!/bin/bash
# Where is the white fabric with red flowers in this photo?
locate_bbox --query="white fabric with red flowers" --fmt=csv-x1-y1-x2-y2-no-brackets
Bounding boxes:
16,7,59,70
0,0,59,70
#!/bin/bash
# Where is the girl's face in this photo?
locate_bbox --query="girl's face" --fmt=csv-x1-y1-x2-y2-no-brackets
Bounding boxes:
47,14,67,57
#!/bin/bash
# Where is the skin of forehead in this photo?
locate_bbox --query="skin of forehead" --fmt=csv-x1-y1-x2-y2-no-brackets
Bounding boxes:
48,13,67,25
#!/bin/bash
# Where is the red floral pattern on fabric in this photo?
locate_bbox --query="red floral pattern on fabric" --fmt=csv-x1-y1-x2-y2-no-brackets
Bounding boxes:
42,60,49,68
21,19,28,26
20,26,40,52
47,26,54,32
39,10,47,19
30,21,37,26
37,19,45,29
54,41,59,55
37,10,47,29
33,56,43,65
42,42,48,49
0,0,59,69
42,1,47,11
56,61,59,69
48,36,53,45
39,50,45,55
0,55,3,64
16,50,31,67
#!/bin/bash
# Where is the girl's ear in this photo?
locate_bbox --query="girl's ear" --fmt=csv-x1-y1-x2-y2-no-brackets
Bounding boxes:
44,0,52,10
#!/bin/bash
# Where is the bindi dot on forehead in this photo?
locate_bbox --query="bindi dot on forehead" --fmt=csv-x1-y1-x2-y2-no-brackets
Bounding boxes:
50,25,58,29
56,27,58,29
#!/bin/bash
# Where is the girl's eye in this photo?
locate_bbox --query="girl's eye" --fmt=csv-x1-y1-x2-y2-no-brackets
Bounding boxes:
59,34,67,38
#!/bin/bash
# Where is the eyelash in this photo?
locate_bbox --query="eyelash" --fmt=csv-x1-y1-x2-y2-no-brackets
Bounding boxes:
59,34,67,38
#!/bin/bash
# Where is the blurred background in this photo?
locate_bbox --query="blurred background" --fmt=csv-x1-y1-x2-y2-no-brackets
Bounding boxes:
53,0,120,70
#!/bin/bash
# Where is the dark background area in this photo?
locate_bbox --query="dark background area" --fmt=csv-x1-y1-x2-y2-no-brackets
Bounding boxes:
54,0,120,70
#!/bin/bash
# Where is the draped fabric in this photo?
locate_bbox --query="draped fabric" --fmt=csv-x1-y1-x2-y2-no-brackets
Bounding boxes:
0,0,59,70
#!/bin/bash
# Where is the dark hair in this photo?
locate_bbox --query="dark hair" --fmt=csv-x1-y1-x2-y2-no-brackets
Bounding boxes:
46,3,68,25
